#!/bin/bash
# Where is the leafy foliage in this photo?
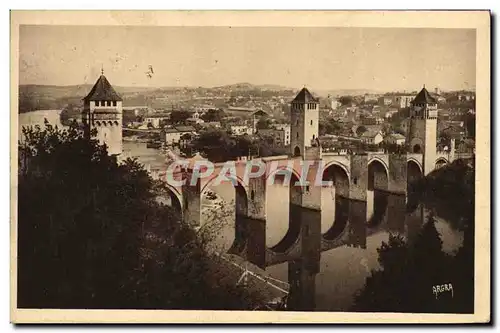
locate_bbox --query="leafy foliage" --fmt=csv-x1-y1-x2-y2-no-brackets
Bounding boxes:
338,95,354,106
352,214,457,313
17,122,263,309
200,109,226,122
170,110,191,125
255,117,272,130
353,160,475,313
318,118,342,136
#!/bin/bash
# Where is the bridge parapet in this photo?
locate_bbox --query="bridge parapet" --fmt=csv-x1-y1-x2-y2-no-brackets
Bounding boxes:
407,153,423,164
321,153,351,176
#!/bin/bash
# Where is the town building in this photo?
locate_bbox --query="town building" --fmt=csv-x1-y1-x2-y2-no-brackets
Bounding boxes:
257,124,291,147
199,121,222,129
82,71,123,156
391,95,414,108
440,125,467,140
363,94,379,104
378,96,393,106
274,124,291,146
384,133,406,145
384,108,399,119
122,106,151,117
144,112,170,128
162,125,196,145
230,125,253,136
360,114,378,126
186,110,203,125
226,106,260,117
330,98,341,110
458,93,475,102
399,118,410,134
360,128,384,145
435,95,447,104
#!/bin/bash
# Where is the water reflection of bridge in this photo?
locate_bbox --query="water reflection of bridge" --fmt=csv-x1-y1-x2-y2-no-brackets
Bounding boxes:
146,148,470,310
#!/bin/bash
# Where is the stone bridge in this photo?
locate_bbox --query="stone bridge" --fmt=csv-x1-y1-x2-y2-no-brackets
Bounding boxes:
146,147,469,310
148,147,463,267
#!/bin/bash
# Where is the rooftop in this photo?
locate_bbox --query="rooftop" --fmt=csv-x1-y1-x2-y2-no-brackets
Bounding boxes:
412,87,437,104
388,133,406,139
292,87,319,103
361,128,382,138
83,75,122,102
175,125,196,132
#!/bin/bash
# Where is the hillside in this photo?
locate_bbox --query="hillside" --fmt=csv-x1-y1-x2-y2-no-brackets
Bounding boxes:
18,84,159,113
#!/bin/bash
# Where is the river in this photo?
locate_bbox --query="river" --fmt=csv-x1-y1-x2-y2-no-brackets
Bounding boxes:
19,111,464,311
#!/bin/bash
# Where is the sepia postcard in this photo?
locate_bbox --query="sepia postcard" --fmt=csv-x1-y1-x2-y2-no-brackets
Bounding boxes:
10,10,490,324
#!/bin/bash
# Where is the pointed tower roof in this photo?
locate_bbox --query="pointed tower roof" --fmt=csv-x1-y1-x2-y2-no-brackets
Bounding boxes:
412,86,437,104
83,75,123,102
292,87,319,103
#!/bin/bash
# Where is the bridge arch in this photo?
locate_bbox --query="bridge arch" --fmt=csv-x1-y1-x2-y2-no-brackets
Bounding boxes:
163,183,183,213
435,157,448,169
321,162,350,241
407,157,423,175
199,172,249,255
367,158,389,191
409,138,424,154
293,146,301,157
407,159,424,211
367,158,389,228
266,165,302,186
268,171,304,253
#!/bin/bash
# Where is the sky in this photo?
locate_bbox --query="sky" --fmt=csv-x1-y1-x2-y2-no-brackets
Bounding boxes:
19,25,476,92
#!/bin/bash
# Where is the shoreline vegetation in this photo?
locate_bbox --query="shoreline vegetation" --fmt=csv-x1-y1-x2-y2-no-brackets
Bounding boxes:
17,123,269,310
17,121,474,312
352,157,475,313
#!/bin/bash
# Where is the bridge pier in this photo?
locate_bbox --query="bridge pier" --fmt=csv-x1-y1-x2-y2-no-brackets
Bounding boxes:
181,169,201,227
241,175,267,269
386,192,406,233
347,155,368,248
406,203,424,244
287,258,318,311
386,154,408,234
288,161,322,273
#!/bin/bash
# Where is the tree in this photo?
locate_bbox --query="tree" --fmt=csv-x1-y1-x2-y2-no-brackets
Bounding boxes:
463,113,476,138
17,122,264,309
352,214,454,313
190,129,235,162
356,125,367,137
353,161,475,314
338,95,354,106
256,117,271,130
170,110,191,125
415,160,475,313
438,131,452,148
201,109,226,122
319,118,342,136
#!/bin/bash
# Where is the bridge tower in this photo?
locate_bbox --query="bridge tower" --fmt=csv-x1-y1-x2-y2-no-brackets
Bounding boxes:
407,86,438,175
290,87,320,158
82,69,123,156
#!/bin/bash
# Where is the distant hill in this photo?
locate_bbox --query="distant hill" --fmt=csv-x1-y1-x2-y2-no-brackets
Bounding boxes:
19,84,157,100
18,82,384,113
18,84,160,113
212,82,294,91
314,89,383,98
